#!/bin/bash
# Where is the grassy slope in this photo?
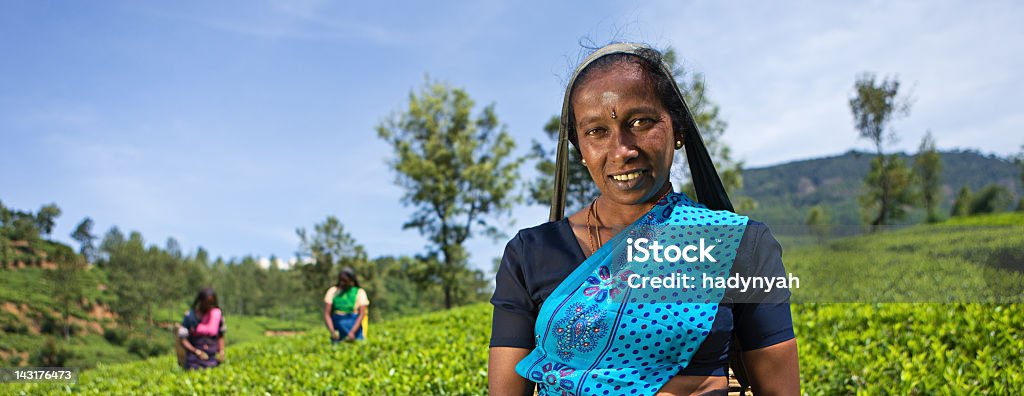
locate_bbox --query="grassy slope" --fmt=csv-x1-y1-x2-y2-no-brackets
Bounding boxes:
7,304,491,395
5,214,1023,395
0,267,111,321
0,267,315,369
786,213,1024,303
789,212,1024,394
0,267,118,367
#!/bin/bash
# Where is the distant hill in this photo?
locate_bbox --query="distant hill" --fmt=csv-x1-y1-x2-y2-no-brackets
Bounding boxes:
734,149,1022,229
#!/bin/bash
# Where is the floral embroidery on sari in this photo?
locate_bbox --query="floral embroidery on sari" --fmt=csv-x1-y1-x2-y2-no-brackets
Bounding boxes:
515,192,749,395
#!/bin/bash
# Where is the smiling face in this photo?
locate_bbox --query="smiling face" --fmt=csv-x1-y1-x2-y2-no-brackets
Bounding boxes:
571,60,680,206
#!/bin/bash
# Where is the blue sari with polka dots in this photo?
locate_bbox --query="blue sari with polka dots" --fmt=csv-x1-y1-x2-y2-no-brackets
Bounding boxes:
515,192,748,395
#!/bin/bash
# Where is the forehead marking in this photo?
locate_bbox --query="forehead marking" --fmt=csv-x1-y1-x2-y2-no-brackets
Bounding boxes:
601,91,619,105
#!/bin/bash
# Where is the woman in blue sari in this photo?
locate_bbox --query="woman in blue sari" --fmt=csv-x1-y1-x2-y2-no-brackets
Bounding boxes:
489,43,799,395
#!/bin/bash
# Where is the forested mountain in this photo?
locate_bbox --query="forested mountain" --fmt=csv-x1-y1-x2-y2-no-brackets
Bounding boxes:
735,150,1022,229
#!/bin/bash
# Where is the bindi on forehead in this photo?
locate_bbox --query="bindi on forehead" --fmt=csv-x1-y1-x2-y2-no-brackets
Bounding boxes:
571,61,660,121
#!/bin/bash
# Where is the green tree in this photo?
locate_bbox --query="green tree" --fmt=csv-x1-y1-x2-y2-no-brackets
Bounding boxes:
969,184,1013,215
377,78,523,309
860,155,916,226
45,244,87,341
71,217,97,263
0,201,42,241
662,48,745,198
297,216,364,269
99,227,150,332
31,338,73,367
10,215,39,241
150,239,186,323
950,186,972,217
527,116,600,213
805,205,831,242
260,254,304,321
1016,145,1024,211
181,248,210,302
913,132,943,222
370,255,448,319
0,200,14,264
848,73,914,228
35,203,62,239
225,256,266,315
296,215,370,302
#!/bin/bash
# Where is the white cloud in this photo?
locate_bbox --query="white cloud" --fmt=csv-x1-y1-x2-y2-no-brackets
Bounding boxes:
258,255,308,269
634,1,1024,167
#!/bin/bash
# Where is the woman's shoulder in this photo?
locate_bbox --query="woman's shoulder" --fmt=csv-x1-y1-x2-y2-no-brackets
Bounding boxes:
740,219,773,244
323,286,339,302
734,219,786,275
744,219,769,235
500,218,577,267
510,218,571,244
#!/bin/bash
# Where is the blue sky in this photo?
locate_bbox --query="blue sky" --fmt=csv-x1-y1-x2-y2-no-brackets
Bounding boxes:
2,1,1021,270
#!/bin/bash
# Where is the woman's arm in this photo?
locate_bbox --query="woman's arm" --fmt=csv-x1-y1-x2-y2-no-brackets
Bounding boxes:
179,336,194,353
741,338,800,395
179,337,208,360
216,336,226,362
733,223,799,395
347,305,367,340
177,318,208,360
323,303,337,339
488,347,534,396
489,233,537,395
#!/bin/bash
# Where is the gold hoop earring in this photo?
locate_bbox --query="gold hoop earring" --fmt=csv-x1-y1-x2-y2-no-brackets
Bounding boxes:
675,140,683,150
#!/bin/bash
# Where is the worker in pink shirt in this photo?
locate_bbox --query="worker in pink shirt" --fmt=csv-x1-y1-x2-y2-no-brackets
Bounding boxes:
177,288,226,369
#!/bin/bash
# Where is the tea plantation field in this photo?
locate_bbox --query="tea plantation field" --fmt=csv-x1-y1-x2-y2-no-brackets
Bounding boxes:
4,214,1022,395
5,302,1022,395
6,304,491,395
786,213,1024,303
795,303,1023,395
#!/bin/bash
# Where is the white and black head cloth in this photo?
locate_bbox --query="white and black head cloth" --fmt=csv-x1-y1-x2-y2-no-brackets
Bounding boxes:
549,42,735,221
